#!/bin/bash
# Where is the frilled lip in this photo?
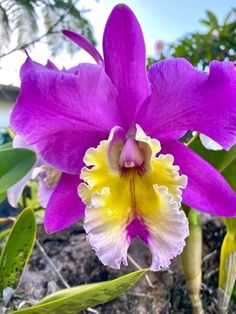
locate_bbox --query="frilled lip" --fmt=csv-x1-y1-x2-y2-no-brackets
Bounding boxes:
79,125,189,270
10,4,236,219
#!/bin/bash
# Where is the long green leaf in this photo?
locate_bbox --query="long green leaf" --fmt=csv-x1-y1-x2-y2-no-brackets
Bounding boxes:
0,208,36,292
0,148,36,193
10,269,147,314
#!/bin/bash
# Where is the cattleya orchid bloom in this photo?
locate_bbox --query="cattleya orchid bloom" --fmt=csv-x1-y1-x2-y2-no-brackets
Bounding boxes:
10,4,236,270
7,135,63,208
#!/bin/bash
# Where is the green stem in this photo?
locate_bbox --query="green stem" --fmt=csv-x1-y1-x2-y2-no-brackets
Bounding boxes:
181,209,203,314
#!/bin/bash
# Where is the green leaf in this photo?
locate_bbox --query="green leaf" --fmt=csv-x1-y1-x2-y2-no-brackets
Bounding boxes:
0,228,10,256
218,232,236,306
0,208,36,292
10,269,147,314
189,136,236,191
206,10,219,28
0,142,12,151
0,191,6,203
0,228,10,241
223,218,236,234
0,148,36,193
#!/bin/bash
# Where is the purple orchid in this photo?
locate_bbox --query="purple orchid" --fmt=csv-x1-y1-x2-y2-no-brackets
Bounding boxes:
10,4,236,270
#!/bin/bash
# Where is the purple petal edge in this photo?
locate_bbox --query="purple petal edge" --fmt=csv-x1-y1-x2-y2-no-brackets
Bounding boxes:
10,57,121,174
161,141,236,217
103,4,149,127
62,30,103,64
137,59,236,150
44,173,84,233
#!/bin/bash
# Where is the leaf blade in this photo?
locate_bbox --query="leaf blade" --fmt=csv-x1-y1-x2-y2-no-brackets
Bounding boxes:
0,148,36,193
0,208,36,292
10,269,147,314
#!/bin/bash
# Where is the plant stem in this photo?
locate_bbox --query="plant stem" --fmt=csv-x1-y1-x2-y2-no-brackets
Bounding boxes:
181,209,203,314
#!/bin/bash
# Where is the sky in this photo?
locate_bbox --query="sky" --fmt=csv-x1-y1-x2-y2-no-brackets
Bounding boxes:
0,0,235,86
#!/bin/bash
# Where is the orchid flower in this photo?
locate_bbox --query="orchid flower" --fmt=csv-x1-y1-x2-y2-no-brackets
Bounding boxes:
10,4,236,270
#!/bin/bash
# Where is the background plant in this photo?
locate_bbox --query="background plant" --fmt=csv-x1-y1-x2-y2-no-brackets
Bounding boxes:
0,0,96,57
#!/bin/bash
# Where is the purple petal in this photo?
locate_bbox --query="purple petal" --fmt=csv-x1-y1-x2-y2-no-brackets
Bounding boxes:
11,57,122,174
46,60,59,71
103,4,149,126
137,59,236,150
62,30,103,64
44,173,84,233
126,218,149,242
161,141,236,217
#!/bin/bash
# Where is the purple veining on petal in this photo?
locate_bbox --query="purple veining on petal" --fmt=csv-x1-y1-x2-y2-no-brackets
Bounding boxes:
11,57,122,174
62,30,103,64
161,140,236,217
136,58,236,150
103,4,149,127
44,173,84,233
126,218,149,243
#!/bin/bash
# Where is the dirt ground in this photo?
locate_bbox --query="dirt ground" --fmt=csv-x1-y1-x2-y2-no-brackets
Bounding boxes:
1,217,235,314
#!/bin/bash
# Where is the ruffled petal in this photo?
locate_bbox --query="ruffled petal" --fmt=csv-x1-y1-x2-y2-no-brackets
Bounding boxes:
78,126,188,270
44,173,84,233
161,141,236,217
62,30,103,64
83,187,129,268
140,186,188,270
103,4,149,126
136,59,236,150
11,57,121,175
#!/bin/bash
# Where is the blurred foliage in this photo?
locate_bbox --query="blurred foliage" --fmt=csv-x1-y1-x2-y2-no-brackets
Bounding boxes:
0,129,11,145
148,8,236,70
0,0,96,57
